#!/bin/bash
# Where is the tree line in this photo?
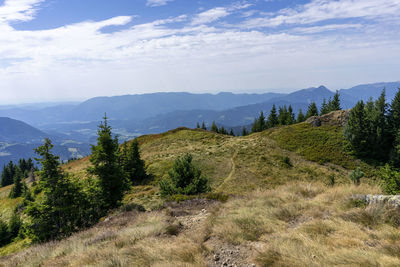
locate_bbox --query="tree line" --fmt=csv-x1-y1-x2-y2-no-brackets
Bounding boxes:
251,91,341,133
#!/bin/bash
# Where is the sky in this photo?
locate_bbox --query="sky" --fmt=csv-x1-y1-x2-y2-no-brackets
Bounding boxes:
0,0,399,104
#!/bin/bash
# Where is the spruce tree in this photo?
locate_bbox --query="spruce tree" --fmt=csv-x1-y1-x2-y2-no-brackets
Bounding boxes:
196,122,200,129
251,118,259,133
306,102,319,118
320,98,329,115
242,127,249,136
267,104,278,128
258,111,266,131
9,168,23,198
1,161,16,187
121,140,149,185
159,154,210,197
297,109,305,123
229,129,235,136
25,138,88,241
88,115,128,210
288,105,295,125
372,89,390,160
201,121,207,130
389,89,400,165
344,101,368,156
211,121,219,133
331,91,341,111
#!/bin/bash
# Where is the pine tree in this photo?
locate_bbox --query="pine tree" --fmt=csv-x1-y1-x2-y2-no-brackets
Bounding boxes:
344,101,368,156
211,121,219,133
25,138,89,241
320,98,329,115
267,104,278,128
371,89,390,160
1,161,16,187
251,118,259,133
306,102,318,118
297,109,305,123
389,89,400,165
288,105,295,125
229,129,235,136
201,121,207,130
241,127,249,136
9,168,23,198
219,126,227,135
121,140,149,185
196,122,200,129
258,111,266,131
88,115,129,210
159,154,210,197
278,106,288,125
331,91,341,111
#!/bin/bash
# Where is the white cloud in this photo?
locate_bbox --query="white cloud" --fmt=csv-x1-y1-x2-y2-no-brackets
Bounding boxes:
146,0,174,7
0,0,44,23
243,0,400,28
191,7,230,25
0,0,399,104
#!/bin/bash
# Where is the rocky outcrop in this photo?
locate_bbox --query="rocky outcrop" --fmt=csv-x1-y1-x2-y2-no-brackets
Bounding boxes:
352,194,400,207
306,109,351,127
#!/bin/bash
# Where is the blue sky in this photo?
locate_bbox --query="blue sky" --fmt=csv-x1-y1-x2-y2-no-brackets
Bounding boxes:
0,0,399,104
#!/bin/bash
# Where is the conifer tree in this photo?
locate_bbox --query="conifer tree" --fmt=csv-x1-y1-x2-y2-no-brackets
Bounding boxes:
9,168,23,198
267,104,278,128
306,102,319,118
241,127,249,136
320,98,329,115
121,140,149,185
278,106,288,125
372,89,390,160
25,138,88,241
288,105,295,125
251,118,259,133
159,154,210,197
297,109,305,123
88,115,128,210
331,90,341,111
389,89,400,165
229,129,235,136
196,122,200,129
344,101,368,156
211,121,219,133
201,122,207,130
1,161,16,187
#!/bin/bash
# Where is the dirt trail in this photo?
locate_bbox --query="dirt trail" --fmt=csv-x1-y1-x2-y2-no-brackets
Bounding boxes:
217,150,238,191
164,196,257,267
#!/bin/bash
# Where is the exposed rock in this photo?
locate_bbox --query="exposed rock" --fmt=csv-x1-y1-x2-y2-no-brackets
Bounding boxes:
352,194,400,207
306,109,350,127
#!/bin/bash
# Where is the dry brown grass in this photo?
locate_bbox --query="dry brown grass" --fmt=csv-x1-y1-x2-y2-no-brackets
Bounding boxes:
208,181,400,266
1,127,396,266
1,209,207,267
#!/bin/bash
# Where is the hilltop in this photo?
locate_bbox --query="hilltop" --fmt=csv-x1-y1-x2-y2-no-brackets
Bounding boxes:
1,117,400,266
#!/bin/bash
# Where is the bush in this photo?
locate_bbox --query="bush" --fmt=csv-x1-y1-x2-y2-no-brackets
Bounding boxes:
159,154,210,197
349,167,364,185
380,164,400,195
0,219,10,246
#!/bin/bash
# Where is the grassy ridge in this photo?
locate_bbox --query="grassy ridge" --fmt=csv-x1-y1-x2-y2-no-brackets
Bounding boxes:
2,126,398,266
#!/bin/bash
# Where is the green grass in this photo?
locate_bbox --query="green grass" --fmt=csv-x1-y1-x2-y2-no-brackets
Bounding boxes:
266,123,369,171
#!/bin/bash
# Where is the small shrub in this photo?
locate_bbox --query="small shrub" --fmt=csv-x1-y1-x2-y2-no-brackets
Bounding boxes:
282,156,293,167
165,222,182,236
349,167,364,185
328,174,335,187
120,203,146,212
379,164,400,195
205,192,229,203
159,154,210,197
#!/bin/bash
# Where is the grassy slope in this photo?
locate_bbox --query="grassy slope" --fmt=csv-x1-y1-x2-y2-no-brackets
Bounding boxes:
1,126,400,266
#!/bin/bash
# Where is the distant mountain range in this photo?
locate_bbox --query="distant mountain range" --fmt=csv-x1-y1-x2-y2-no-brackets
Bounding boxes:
0,117,90,168
0,81,399,165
